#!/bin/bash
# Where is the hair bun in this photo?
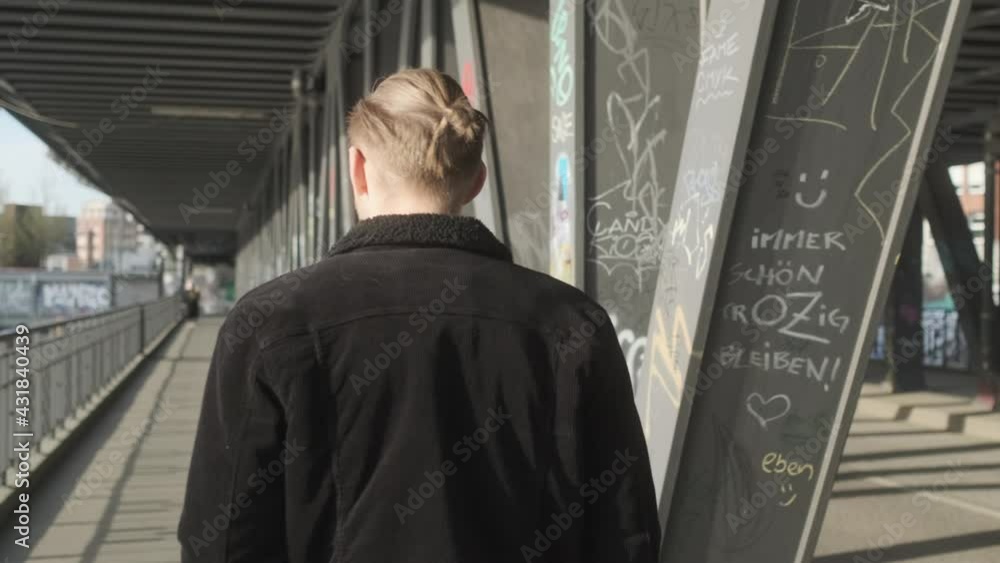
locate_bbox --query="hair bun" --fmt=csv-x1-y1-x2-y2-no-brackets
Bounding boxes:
347,68,488,189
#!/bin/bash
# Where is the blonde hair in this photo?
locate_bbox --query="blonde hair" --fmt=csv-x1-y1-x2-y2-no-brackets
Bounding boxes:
347,68,489,206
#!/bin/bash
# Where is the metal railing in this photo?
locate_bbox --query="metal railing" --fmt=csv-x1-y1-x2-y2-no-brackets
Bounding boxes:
0,294,185,479
870,308,970,371
922,308,970,370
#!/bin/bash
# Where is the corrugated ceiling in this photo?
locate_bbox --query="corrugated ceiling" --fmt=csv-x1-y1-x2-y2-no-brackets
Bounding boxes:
0,0,997,258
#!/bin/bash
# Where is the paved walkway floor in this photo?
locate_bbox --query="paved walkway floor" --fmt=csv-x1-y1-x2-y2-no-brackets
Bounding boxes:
0,319,216,563
1,317,997,562
814,412,1000,562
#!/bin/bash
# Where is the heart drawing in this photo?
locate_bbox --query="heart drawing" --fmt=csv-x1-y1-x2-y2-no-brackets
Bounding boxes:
746,393,792,429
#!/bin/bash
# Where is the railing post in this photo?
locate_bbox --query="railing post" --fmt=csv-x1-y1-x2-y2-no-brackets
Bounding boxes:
139,305,146,354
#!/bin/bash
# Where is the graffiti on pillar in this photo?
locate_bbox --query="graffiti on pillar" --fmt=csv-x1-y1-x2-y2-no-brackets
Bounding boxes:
0,279,35,317
550,0,574,108
693,13,742,108
588,0,699,385
767,0,945,240
589,0,669,284
670,156,724,281
551,153,575,283
551,111,574,143
659,1,962,559
609,310,647,388
629,0,700,36
550,0,578,285
38,282,111,318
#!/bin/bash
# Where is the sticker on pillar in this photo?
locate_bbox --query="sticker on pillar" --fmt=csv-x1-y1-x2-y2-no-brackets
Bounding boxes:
461,61,478,107
556,154,571,202
551,152,574,284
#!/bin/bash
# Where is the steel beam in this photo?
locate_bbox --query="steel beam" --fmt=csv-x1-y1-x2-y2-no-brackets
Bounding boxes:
398,0,418,70
578,0,703,381
636,0,780,549
0,13,332,37
922,160,985,364
547,0,584,288
890,206,926,391
452,0,505,241
420,0,438,68
640,1,972,561
980,141,999,406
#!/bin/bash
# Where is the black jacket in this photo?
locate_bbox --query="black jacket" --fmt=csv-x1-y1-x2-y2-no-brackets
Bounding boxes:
178,213,659,563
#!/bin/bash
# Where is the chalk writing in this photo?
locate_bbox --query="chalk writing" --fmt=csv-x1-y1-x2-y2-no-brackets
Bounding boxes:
720,342,844,390
694,11,741,107
589,0,670,284
551,110,574,143
670,160,723,280
749,229,846,251
771,0,945,240
727,261,825,287
774,168,831,209
746,393,791,428
721,292,851,344
629,0,699,36
761,451,816,507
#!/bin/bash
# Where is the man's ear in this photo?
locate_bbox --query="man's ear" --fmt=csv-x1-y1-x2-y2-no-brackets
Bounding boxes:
461,161,487,205
349,145,368,198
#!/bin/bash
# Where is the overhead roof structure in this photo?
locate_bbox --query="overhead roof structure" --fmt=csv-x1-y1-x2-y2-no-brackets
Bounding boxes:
0,0,997,259
942,1,1000,160
0,0,344,258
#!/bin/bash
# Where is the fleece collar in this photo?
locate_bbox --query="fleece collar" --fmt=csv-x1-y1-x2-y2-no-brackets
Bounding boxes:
327,213,512,262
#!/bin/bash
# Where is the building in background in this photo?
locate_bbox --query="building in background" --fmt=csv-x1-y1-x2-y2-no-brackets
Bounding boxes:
118,228,161,274
44,252,83,272
951,162,1000,263
75,200,139,271
951,162,1000,303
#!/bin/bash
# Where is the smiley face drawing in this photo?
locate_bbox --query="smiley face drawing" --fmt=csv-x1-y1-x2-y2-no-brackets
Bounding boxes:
794,168,830,209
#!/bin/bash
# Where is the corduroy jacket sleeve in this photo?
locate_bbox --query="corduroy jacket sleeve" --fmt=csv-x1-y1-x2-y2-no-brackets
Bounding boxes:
178,312,289,562
579,318,661,562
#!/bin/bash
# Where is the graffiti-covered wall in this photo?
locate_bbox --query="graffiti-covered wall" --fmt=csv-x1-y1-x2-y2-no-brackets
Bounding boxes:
0,271,162,327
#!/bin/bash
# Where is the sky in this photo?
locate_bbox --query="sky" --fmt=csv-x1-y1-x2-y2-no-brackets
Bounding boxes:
0,109,108,217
